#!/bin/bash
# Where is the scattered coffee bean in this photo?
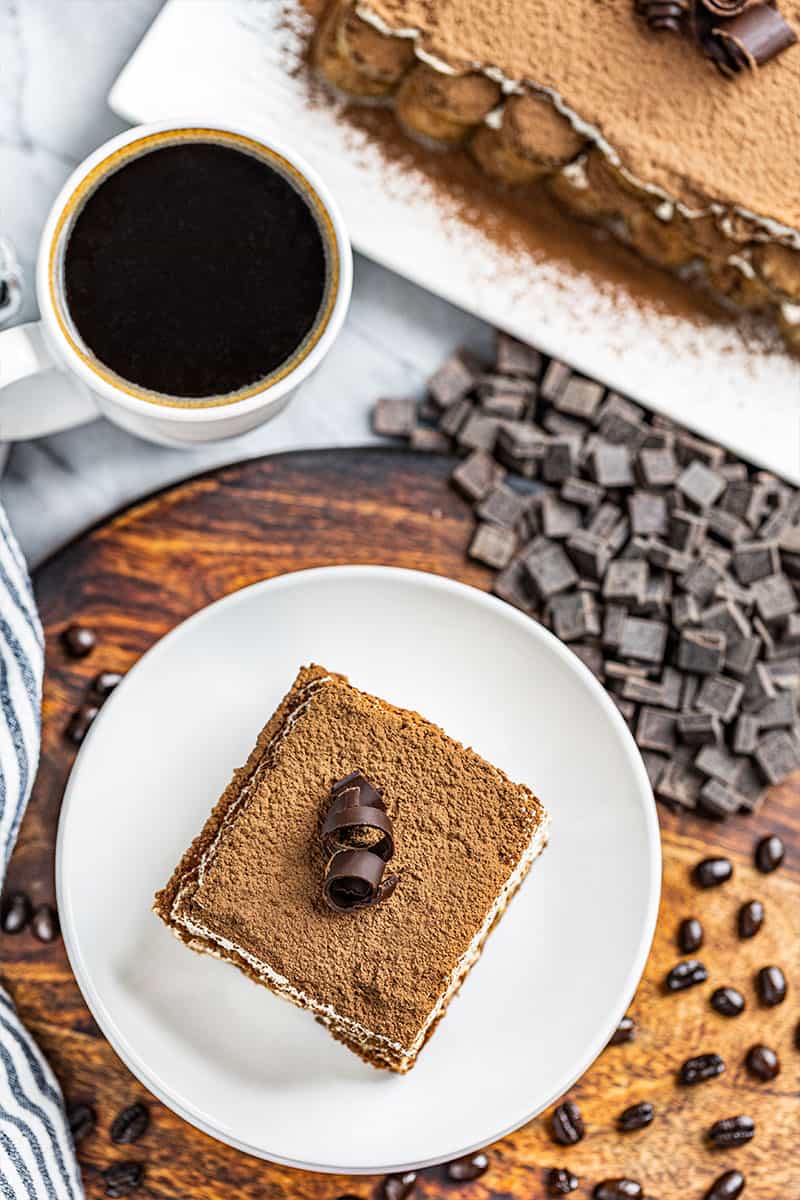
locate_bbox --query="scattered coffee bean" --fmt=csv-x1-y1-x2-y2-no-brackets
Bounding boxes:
446,1153,488,1183
1,890,31,934
711,987,746,1017
754,833,785,873
693,857,733,888
61,624,96,658
704,1170,745,1200
737,899,764,939
617,1101,654,1132
66,703,100,745
546,1168,579,1195
30,903,59,943
593,1180,643,1200
707,1115,755,1148
383,1174,417,1200
678,916,703,953
756,965,787,1006
796,1020,800,1051
679,1052,725,1085
745,1044,780,1082
92,671,124,699
67,1102,96,1144
550,1099,584,1145
608,1015,635,1045
111,1102,150,1145
665,959,708,992
103,1162,144,1198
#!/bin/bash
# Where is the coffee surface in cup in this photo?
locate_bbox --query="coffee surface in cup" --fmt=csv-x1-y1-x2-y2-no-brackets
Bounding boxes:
63,141,328,399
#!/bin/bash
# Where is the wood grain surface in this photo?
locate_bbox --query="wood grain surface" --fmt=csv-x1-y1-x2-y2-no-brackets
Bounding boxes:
2,447,798,1200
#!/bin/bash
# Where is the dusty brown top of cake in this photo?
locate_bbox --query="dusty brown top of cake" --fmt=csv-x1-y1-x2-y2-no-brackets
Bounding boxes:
165,665,544,1048
362,0,800,229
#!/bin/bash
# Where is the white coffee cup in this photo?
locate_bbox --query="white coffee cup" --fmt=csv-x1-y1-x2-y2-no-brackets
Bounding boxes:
0,121,352,447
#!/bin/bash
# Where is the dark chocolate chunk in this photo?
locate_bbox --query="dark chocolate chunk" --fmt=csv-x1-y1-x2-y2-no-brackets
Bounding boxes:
550,1099,584,1145
542,439,577,484
451,450,504,501
61,624,96,658
677,461,726,509
410,426,451,453
496,331,541,378
710,986,745,1017
695,674,744,722
656,751,703,809
754,729,800,784
756,964,787,1006
604,559,648,605
693,856,733,888
678,558,724,603
549,591,601,642
675,432,726,470
636,706,677,753
476,484,529,529
619,616,668,664
725,636,761,678
752,573,797,624
566,531,612,580
670,508,708,553
672,593,702,628
555,375,603,421
628,491,669,537
372,397,417,438
679,1052,725,1085
741,662,776,712
677,712,721,747
597,393,645,446
446,1152,489,1182
561,477,604,509
590,441,634,488
677,629,726,674
645,538,691,574
707,509,749,546
638,446,679,488
694,743,743,787
701,599,751,641
539,359,572,403
756,689,796,730
440,398,473,438
480,392,526,421
738,899,764,939
570,643,605,679
732,540,779,584
493,558,536,615
541,494,581,539
469,522,516,570
698,779,743,820
428,349,481,407
458,412,501,454
524,542,579,599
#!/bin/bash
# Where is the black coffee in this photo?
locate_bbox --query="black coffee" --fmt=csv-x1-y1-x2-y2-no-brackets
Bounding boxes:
63,141,328,399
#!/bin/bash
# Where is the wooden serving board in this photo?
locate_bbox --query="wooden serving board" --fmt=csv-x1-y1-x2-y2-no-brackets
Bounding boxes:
3,447,798,1200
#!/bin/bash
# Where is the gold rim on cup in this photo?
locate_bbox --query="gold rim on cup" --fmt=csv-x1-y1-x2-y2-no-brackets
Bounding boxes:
48,128,341,410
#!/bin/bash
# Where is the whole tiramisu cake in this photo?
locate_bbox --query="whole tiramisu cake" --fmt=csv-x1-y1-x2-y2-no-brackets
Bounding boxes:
155,664,548,1072
310,0,800,352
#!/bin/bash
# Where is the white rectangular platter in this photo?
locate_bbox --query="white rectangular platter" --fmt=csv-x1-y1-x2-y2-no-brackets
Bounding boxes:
109,0,800,482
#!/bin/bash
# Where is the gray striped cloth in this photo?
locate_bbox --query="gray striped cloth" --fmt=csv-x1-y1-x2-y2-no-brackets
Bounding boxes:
0,506,84,1198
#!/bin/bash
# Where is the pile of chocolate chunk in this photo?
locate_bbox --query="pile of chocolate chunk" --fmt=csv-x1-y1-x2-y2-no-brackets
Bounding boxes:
373,333,800,817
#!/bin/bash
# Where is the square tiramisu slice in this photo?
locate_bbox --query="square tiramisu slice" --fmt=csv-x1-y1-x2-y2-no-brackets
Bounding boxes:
154,664,549,1072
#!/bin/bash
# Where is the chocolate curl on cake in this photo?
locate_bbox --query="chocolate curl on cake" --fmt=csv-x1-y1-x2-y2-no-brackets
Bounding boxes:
699,0,762,17
321,771,398,912
707,3,797,72
637,0,689,33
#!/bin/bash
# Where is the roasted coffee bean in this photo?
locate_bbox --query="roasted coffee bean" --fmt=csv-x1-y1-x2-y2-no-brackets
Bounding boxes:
546,1168,579,1195
708,1115,755,1147
66,703,100,745
711,986,746,1017
67,1102,96,1144
550,1099,584,1145
30,903,59,943
796,1020,800,1051
745,1043,780,1082
383,1173,417,1200
756,965,787,1006
103,1162,144,1197
754,833,784,873
446,1153,488,1182
92,671,123,699
704,1171,745,1200
678,916,703,953
61,624,96,658
737,899,764,939
593,1180,643,1200
679,1052,725,1085
1,890,30,934
111,1102,150,1145
693,857,733,888
608,1015,635,1045
665,959,708,991
617,1101,654,1132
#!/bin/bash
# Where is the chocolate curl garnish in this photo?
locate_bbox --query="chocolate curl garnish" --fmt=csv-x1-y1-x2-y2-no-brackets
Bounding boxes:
322,770,395,861
636,0,689,33
323,848,399,913
707,2,797,72
699,0,763,19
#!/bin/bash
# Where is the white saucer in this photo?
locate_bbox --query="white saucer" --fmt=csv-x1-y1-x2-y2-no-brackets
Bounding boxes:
57,566,660,1174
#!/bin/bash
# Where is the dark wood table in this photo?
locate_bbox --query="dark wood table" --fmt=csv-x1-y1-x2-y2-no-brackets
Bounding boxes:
3,448,798,1199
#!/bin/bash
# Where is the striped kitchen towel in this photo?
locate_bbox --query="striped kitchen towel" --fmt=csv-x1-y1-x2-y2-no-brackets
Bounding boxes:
0,505,84,1198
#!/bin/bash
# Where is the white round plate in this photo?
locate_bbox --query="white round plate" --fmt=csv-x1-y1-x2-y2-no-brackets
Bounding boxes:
57,566,660,1174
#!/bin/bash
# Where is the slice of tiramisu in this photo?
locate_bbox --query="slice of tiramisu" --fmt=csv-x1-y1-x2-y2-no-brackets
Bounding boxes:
154,664,548,1072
